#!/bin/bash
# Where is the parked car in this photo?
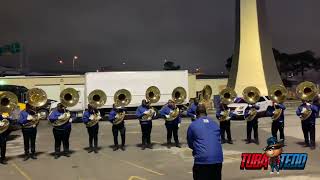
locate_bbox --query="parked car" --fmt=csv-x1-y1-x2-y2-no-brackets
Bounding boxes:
227,96,272,119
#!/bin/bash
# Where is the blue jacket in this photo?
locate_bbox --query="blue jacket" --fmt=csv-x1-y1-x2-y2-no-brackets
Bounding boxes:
216,106,236,120
136,105,153,125
82,110,99,127
266,104,286,123
187,116,223,164
244,105,260,122
159,105,181,125
187,103,197,119
108,109,125,125
296,103,319,124
18,111,38,128
48,110,71,130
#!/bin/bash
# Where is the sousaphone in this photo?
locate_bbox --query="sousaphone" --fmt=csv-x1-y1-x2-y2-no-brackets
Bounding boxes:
268,85,287,121
242,86,260,121
143,86,160,121
296,81,318,120
24,88,48,128
113,89,131,125
0,91,18,134
219,87,237,121
86,89,106,127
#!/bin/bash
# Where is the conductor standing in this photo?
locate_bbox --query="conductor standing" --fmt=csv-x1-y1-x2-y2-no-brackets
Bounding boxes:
187,104,223,180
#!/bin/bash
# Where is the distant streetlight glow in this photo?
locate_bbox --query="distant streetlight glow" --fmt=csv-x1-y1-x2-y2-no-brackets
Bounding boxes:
58,60,64,64
73,55,79,72
122,62,126,65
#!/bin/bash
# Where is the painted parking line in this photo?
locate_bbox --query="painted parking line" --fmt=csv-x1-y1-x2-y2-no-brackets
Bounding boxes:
120,160,164,176
100,151,164,176
11,162,32,180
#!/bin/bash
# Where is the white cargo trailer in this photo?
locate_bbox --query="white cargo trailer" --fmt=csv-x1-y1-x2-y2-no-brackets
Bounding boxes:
84,70,189,109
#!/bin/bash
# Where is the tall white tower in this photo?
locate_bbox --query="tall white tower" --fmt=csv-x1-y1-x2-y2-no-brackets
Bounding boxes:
227,0,283,95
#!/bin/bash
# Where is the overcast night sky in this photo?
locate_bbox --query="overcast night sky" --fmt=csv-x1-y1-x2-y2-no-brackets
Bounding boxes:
0,0,320,74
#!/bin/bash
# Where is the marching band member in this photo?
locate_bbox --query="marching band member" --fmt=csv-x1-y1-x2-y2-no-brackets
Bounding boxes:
216,102,235,144
109,104,126,151
0,113,12,164
160,100,182,148
82,104,101,153
18,104,40,161
48,103,72,159
296,100,319,149
266,102,286,141
136,100,156,150
187,104,223,180
244,104,260,144
187,99,199,121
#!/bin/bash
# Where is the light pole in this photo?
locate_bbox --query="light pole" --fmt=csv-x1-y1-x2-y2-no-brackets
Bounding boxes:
72,56,78,72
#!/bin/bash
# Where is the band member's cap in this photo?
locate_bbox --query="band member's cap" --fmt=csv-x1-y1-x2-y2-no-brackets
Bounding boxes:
263,137,285,151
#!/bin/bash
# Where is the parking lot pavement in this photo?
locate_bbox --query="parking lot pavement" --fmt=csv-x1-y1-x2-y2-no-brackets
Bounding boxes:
1,109,320,180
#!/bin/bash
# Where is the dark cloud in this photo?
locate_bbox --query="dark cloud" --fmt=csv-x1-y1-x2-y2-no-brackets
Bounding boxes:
0,0,319,73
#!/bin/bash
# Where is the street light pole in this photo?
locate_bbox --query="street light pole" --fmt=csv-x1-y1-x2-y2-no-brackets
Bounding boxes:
72,56,78,72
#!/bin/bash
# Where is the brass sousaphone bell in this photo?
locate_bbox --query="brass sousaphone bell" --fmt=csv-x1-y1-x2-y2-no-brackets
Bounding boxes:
143,86,160,121
268,85,287,121
24,88,48,127
113,89,131,125
296,81,319,120
52,88,80,127
86,89,107,127
242,86,261,121
166,87,187,121
219,87,237,121
0,91,18,134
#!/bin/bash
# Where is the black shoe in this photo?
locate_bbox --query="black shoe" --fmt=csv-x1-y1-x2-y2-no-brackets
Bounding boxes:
221,139,226,144
245,139,252,144
94,148,98,154
141,144,146,150
63,152,70,157
120,145,126,151
310,146,316,150
175,143,181,148
254,139,260,145
304,143,310,147
227,140,233,144
23,154,30,161
88,148,94,153
54,154,60,159
31,154,37,160
147,144,153,149
0,159,8,165
113,145,119,151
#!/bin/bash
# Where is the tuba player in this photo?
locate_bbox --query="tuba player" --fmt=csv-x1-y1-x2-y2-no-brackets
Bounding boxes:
48,103,73,159
216,102,235,144
109,104,126,151
244,104,260,144
18,103,40,161
296,100,319,149
0,113,12,164
160,100,182,148
266,102,286,141
82,104,101,153
136,99,156,150
187,99,199,121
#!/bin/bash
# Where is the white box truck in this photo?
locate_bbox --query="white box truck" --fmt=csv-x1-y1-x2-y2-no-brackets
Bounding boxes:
51,70,189,119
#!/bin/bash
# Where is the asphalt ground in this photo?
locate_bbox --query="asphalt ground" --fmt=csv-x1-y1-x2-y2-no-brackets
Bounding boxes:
1,108,320,180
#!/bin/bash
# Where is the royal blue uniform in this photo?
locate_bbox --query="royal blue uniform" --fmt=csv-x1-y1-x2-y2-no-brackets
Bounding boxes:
18,110,38,156
136,105,155,147
160,105,181,145
109,108,126,147
266,103,286,140
244,105,260,143
216,105,236,143
296,103,319,147
48,110,72,155
187,116,223,180
82,110,100,150
187,103,198,121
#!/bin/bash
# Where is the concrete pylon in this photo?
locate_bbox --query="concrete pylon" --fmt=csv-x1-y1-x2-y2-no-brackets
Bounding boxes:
227,0,283,96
